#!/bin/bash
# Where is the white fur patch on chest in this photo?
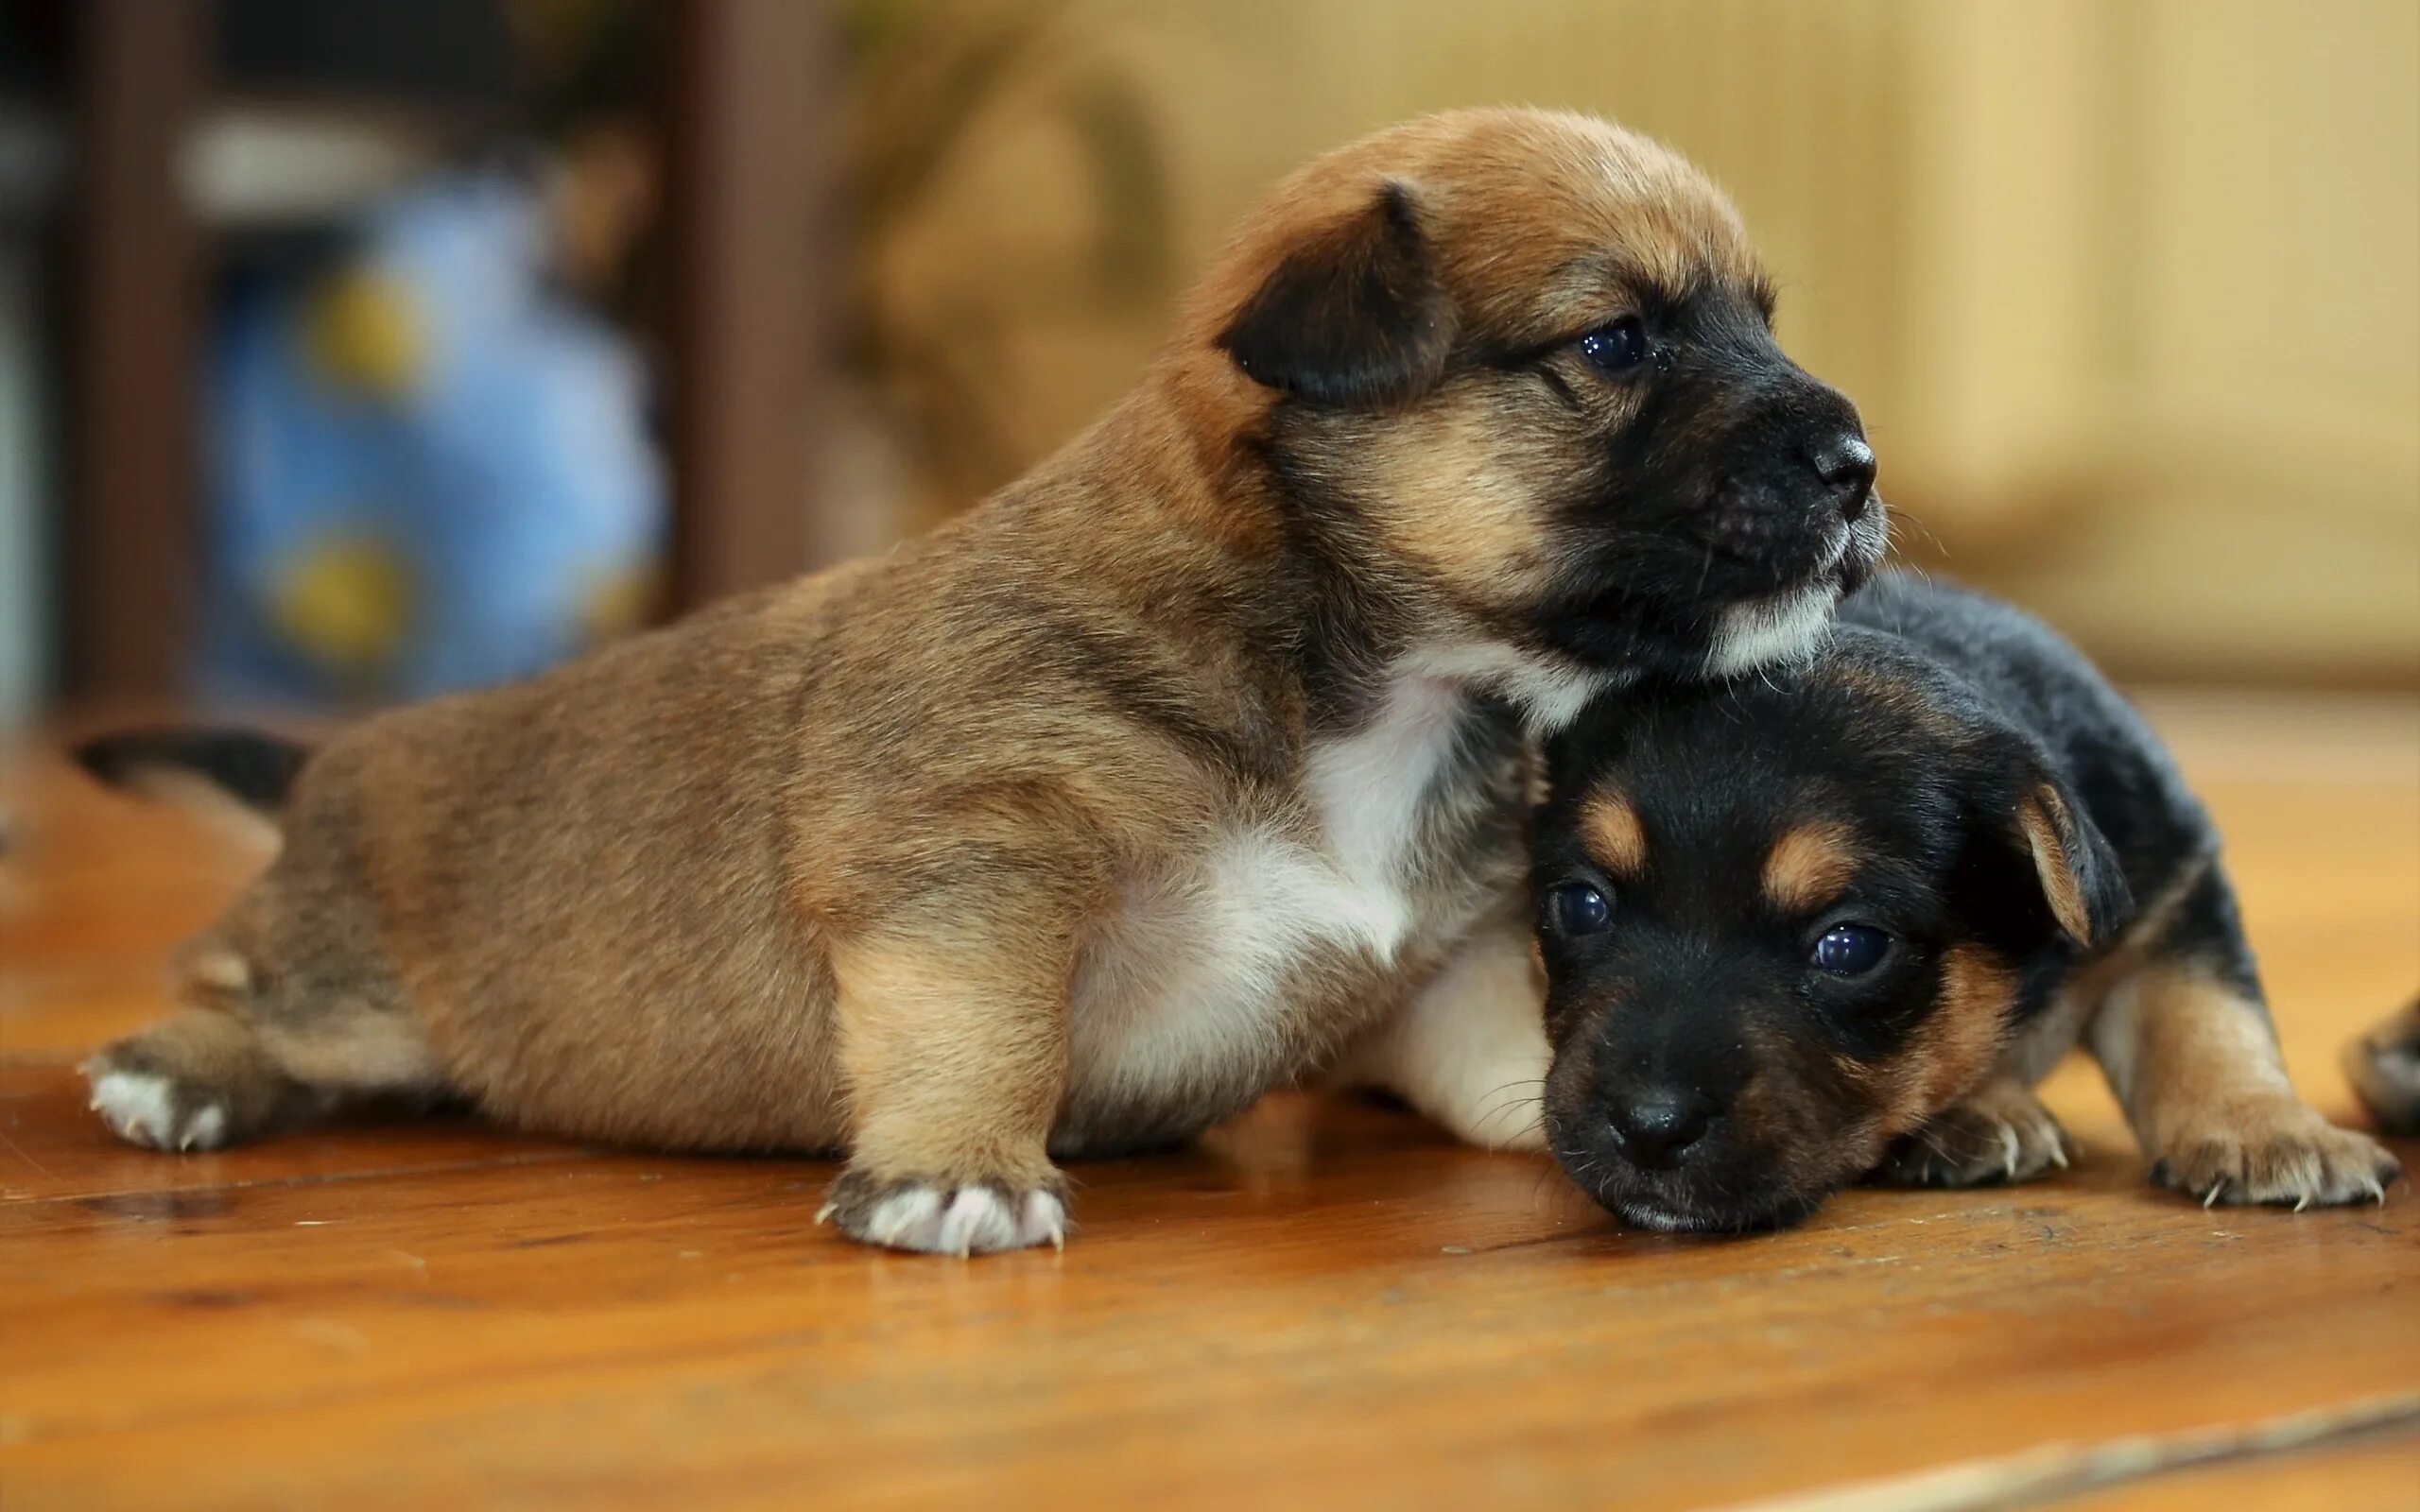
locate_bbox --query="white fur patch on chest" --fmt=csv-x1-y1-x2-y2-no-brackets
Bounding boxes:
1069,672,1476,1109
1403,640,1613,734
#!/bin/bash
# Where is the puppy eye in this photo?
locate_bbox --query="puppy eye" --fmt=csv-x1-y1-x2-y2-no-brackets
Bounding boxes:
1577,318,1650,378
1547,882,1613,936
1811,924,1892,976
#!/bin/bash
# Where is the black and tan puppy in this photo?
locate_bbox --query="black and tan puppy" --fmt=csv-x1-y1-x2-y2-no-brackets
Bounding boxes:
74,109,1887,1254
1533,572,2401,1231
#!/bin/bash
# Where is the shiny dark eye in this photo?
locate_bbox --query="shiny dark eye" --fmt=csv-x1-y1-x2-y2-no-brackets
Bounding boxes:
1811,924,1892,976
1548,882,1613,936
1578,318,1650,377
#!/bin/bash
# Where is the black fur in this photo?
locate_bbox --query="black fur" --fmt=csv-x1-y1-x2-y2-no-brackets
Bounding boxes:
1519,280,1875,679
1239,263,1881,734
1217,181,1455,408
72,728,311,817
1532,571,2245,1231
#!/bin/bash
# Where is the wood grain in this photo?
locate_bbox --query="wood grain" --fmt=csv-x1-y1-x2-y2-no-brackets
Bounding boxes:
2,693,2414,1510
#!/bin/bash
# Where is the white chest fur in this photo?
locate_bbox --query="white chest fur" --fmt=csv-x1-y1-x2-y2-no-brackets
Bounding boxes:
1067,671,1480,1115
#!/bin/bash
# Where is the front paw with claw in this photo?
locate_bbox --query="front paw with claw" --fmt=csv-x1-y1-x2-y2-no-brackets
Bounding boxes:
2148,1101,2400,1210
1872,1079,2073,1189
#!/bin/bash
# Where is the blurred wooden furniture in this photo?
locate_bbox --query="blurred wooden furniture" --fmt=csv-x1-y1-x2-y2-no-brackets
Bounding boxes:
55,0,839,703
657,0,844,607
64,0,206,701
4,690,2414,1508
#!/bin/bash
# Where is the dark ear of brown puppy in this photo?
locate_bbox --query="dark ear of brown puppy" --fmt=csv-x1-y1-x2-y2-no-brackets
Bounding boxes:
2015,782,2130,947
1217,180,1455,406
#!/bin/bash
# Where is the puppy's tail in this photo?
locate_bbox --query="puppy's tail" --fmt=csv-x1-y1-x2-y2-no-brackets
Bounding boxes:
72,727,311,853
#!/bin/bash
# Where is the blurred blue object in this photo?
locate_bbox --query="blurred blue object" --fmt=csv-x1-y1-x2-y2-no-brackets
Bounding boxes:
202,166,666,704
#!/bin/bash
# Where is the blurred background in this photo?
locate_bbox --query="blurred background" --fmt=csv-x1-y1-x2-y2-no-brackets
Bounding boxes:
0,0,2413,729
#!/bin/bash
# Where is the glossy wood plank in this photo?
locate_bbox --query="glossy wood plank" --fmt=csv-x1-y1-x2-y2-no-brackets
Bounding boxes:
1,693,2414,1510
2055,1430,2420,1512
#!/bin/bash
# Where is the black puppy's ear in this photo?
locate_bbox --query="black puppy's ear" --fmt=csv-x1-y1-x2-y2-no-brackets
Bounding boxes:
1217,180,1455,407
2010,778,2130,948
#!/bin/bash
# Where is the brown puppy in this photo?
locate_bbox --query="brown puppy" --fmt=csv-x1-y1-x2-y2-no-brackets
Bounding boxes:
76,109,1885,1254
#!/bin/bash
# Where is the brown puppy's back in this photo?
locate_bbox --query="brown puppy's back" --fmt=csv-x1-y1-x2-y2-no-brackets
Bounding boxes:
252,580,846,1149
236,404,1295,1151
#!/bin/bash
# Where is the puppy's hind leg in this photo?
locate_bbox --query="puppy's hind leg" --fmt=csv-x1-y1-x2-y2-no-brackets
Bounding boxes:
1334,913,1551,1153
85,1007,305,1151
83,937,444,1151
819,909,1075,1256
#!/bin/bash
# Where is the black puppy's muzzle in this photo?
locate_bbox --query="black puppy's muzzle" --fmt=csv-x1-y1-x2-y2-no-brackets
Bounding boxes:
1544,1027,1828,1235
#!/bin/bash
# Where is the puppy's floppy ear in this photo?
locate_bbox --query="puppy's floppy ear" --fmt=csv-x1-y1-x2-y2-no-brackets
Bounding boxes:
2008,772,2131,949
1217,180,1455,407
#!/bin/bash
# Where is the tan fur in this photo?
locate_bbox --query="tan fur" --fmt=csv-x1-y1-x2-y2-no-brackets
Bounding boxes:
2089,965,2395,1205
83,109,1803,1253
2017,785,2096,945
1759,821,1858,915
1580,790,1649,878
1167,111,1767,653
1994,851,2212,1089
1996,851,2394,1208
109,768,285,856
1823,662,1962,745
1868,944,2018,1144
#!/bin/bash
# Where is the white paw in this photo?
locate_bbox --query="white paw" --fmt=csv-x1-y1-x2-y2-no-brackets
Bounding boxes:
821,1177,1068,1256
85,1069,230,1152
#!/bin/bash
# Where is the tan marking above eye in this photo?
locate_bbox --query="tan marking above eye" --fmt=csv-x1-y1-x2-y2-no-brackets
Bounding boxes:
1761,821,1860,914
1580,790,1647,877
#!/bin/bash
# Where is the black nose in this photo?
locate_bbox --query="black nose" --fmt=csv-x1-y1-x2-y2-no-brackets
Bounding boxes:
1808,434,1876,518
1608,1088,1714,1170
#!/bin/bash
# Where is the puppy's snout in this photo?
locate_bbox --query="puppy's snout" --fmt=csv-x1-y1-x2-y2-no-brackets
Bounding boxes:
1606,1085,1715,1169
1808,434,1876,520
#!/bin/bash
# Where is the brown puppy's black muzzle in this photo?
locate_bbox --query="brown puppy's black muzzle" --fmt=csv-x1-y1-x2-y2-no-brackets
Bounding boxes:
1677,361,1879,593
1760,370,1875,524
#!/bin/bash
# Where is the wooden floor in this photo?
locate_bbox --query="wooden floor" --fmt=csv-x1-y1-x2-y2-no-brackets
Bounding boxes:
2,693,2415,1511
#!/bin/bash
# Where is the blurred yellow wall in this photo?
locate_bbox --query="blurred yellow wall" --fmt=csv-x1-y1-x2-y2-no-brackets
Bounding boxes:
875,0,2420,685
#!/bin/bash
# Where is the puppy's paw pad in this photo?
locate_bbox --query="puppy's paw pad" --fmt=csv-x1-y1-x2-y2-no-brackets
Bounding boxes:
83,1067,231,1152
2151,1108,2402,1210
820,1170,1068,1256
1874,1089,2071,1189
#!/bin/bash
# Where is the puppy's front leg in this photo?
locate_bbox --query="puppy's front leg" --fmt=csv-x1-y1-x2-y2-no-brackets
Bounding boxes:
2088,963,2399,1209
1870,1075,2071,1189
1336,914,1551,1152
821,922,1073,1255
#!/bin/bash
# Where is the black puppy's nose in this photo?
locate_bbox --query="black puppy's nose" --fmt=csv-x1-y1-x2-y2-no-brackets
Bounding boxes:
1808,434,1876,519
1608,1088,1714,1169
